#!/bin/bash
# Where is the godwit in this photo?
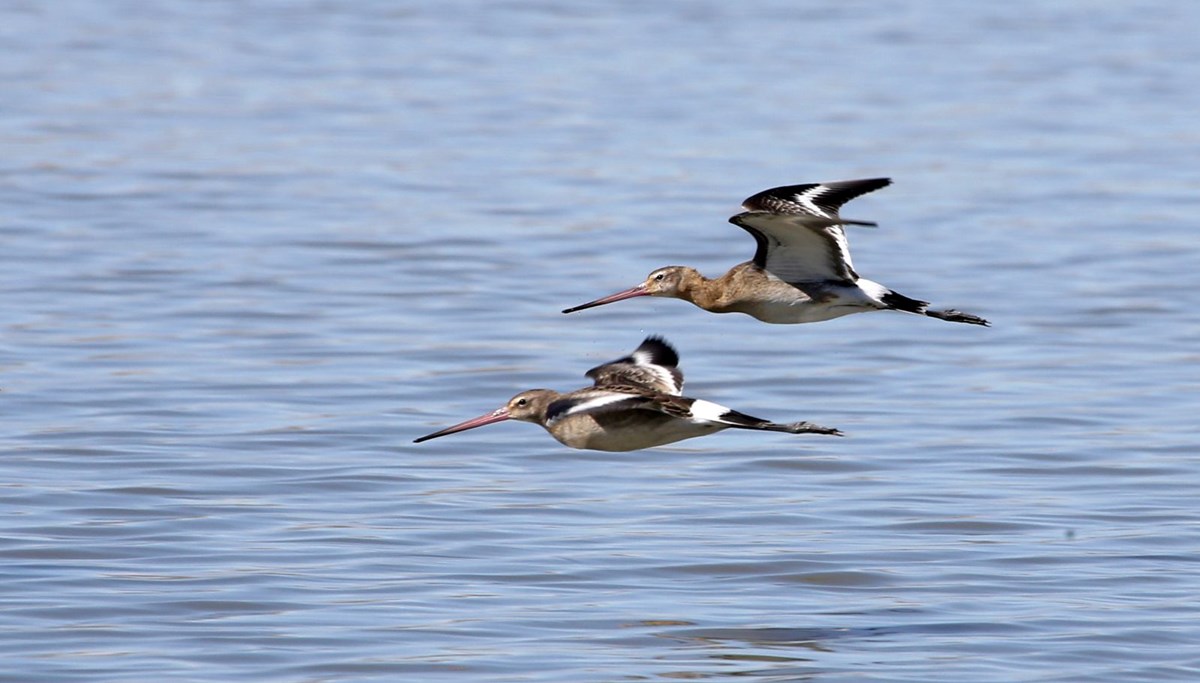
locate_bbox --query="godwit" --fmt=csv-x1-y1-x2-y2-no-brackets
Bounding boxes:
413,337,841,452
563,178,988,326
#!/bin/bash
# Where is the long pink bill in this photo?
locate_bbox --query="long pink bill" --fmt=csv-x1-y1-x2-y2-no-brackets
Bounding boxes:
561,284,648,314
414,407,510,443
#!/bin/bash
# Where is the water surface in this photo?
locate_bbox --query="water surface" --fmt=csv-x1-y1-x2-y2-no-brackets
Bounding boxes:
2,1,1199,681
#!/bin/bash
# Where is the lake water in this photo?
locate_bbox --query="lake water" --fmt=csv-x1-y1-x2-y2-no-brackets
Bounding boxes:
3,1,1199,681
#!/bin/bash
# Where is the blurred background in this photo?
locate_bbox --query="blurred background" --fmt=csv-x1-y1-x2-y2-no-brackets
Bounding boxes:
2,2,1198,681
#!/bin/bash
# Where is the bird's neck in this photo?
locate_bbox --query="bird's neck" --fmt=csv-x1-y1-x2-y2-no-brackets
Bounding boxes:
677,269,730,312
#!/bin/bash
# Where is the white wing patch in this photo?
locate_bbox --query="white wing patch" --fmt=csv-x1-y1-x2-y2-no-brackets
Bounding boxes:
735,213,855,283
631,350,683,395
791,186,837,219
734,178,890,284
631,349,656,364
688,399,732,424
545,392,641,425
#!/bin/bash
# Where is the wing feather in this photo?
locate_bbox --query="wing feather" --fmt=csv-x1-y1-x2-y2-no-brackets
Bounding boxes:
544,390,657,426
731,213,858,282
729,178,891,283
585,336,684,395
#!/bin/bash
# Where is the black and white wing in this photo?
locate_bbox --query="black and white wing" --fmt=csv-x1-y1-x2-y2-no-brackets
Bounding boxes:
584,336,684,395
543,388,660,426
728,178,892,284
544,389,725,429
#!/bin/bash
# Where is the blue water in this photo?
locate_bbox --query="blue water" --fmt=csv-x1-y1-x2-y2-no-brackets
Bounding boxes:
3,1,1199,681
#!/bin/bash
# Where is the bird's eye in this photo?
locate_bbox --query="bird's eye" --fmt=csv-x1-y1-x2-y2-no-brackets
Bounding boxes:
654,273,665,281
516,398,527,406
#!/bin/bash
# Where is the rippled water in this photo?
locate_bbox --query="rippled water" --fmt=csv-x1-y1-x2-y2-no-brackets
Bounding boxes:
3,1,1199,681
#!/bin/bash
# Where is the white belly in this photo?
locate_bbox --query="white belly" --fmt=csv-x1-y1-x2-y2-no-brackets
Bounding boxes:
732,282,883,324
550,413,726,452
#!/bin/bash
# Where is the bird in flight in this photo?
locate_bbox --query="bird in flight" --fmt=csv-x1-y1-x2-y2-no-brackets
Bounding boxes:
563,178,988,326
414,336,841,452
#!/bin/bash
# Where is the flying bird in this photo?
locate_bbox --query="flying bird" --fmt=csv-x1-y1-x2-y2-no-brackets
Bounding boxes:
414,337,841,451
563,178,988,326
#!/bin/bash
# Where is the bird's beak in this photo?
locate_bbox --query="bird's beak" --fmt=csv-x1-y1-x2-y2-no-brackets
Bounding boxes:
414,407,510,443
562,284,648,313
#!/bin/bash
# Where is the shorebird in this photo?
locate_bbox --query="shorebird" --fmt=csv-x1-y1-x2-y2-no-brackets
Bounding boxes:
413,336,841,452
563,178,988,326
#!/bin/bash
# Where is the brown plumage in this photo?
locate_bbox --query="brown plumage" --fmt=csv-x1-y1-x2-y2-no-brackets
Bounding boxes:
563,178,989,326
414,337,841,452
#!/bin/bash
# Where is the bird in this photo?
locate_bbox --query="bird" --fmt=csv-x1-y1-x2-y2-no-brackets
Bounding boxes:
562,178,988,326
413,336,842,451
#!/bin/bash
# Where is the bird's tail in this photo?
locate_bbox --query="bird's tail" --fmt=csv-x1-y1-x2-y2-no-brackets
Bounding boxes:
688,399,843,437
879,289,990,327
925,308,990,326
720,407,843,437
767,421,844,436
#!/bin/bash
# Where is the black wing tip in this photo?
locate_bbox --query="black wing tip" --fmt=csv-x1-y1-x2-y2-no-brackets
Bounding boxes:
844,176,892,190
584,336,682,386
636,335,680,368
749,176,892,197
820,177,892,194
742,177,893,213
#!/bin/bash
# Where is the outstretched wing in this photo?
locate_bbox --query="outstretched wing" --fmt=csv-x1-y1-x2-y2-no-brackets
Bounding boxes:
585,336,684,395
729,178,891,283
